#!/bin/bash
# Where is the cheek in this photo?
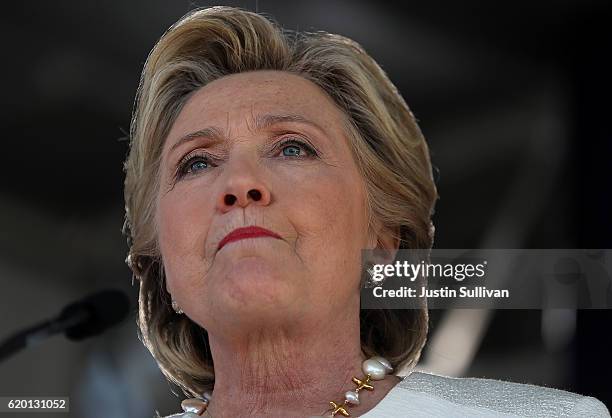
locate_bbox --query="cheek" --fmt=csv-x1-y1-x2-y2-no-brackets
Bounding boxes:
288,167,368,283
157,188,213,289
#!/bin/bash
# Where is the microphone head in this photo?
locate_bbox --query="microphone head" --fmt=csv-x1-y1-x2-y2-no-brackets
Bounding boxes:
60,289,131,341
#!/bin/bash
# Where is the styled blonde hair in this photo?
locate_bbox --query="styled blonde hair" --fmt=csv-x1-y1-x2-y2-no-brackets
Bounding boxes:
123,6,438,398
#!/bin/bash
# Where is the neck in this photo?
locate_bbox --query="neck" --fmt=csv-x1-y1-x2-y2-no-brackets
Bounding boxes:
205,313,381,417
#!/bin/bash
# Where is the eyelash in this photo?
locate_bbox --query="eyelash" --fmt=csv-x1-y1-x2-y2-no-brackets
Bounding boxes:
174,136,319,181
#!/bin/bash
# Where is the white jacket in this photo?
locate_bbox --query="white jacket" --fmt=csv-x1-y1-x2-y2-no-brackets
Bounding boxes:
361,371,611,417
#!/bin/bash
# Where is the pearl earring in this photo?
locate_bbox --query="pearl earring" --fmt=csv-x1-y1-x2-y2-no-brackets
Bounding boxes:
365,264,385,287
171,300,184,315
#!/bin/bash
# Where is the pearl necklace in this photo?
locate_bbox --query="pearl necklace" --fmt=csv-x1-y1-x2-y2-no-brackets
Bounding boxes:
177,356,393,417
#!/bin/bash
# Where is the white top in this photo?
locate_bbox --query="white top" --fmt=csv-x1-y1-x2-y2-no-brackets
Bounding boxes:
164,370,611,417
360,371,611,418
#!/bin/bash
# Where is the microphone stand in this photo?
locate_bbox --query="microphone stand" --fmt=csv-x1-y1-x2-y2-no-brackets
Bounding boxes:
0,309,90,363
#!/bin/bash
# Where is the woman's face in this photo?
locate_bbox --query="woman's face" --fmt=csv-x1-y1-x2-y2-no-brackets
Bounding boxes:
156,70,379,331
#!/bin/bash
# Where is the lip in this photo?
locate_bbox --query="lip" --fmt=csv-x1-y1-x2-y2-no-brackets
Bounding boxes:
217,226,282,251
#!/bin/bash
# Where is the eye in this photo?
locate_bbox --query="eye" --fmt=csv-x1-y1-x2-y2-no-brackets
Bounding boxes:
189,159,209,172
175,153,216,181
282,144,302,157
276,137,318,158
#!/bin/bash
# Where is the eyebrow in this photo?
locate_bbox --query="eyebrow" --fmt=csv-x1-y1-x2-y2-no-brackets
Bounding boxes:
169,113,326,154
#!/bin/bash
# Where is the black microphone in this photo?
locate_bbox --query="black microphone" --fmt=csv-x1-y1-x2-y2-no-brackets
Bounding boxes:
0,289,130,363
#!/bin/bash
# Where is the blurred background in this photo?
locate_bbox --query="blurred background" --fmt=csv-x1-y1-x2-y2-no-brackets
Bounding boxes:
0,0,610,416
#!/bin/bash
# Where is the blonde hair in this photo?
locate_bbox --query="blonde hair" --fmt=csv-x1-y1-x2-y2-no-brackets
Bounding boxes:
123,6,438,397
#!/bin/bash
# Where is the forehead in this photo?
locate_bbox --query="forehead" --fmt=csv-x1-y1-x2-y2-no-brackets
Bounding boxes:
168,70,347,139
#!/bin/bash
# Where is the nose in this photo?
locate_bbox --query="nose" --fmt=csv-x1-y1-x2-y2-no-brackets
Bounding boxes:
216,156,271,213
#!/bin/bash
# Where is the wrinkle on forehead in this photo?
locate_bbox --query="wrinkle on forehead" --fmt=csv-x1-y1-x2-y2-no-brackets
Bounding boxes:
166,70,352,154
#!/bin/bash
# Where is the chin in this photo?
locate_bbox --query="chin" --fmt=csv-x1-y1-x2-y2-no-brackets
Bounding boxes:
211,287,300,330
214,260,295,309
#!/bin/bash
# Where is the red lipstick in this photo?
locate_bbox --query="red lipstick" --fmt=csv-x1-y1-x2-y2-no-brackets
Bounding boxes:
217,226,282,251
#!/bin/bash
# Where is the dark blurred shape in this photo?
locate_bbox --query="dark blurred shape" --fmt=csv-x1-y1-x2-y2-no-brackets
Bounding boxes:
0,289,130,363
61,289,131,341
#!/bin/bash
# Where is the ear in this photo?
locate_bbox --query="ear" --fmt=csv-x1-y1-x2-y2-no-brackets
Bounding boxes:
367,220,400,264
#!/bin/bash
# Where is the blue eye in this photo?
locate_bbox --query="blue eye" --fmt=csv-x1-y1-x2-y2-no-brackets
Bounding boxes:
282,144,302,157
277,139,317,158
190,160,208,172
175,154,215,181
